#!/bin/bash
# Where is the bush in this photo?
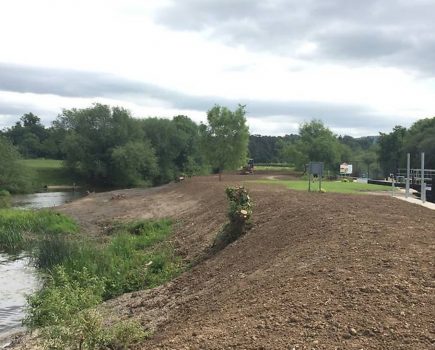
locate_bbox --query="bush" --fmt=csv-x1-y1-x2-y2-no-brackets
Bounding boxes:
0,209,78,253
0,190,11,208
24,266,105,329
40,309,148,350
212,186,253,251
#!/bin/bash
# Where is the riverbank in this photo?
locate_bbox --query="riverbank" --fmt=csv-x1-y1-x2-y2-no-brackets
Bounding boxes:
4,174,435,349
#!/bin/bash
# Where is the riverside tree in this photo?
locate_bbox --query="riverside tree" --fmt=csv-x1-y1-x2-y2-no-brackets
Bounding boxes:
55,104,154,187
0,136,34,193
200,105,250,181
280,119,348,171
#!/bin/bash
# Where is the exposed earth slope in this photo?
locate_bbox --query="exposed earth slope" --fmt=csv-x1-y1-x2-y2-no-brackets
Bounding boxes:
14,175,435,349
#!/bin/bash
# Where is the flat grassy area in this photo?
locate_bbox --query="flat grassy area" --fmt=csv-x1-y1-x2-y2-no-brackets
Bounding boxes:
19,158,82,186
254,179,390,194
255,165,295,172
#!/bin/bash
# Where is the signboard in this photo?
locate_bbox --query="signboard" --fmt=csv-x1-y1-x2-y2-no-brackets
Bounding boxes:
340,163,353,175
307,162,324,192
309,162,323,175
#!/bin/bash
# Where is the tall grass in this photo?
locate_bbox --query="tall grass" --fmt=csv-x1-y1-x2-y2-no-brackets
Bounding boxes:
26,219,181,327
0,209,78,252
1,208,175,349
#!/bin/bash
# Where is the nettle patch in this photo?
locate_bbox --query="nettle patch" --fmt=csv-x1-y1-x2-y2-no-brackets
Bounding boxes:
212,186,253,251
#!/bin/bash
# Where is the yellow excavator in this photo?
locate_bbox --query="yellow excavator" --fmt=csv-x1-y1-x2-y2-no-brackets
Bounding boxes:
240,159,254,175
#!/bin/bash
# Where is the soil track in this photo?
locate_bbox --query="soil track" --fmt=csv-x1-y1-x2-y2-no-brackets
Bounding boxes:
13,174,435,349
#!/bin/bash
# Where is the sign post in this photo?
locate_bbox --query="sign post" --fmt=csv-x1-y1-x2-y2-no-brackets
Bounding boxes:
406,153,410,198
421,152,426,203
307,162,324,192
340,163,353,177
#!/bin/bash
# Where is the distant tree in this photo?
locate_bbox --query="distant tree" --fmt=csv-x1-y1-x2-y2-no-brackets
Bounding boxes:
172,115,205,176
200,105,249,181
280,120,344,171
55,104,149,186
403,117,435,169
3,113,48,158
248,135,298,163
141,118,184,184
377,125,407,176
111,141,158,187
0,136,34,193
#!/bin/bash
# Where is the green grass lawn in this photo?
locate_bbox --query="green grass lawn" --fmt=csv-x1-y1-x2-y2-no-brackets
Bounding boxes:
255,165,295,172
254,179,390,194
19,159,82,187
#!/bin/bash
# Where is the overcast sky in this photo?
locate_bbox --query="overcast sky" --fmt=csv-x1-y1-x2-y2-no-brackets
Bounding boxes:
1,0,435,136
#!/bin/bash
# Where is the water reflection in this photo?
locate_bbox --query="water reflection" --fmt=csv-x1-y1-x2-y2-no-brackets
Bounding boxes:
12,191,84,210
0,254,39,343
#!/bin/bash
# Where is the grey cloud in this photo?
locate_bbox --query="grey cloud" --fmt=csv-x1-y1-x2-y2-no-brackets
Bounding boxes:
154,0,435,74
0,63,396,134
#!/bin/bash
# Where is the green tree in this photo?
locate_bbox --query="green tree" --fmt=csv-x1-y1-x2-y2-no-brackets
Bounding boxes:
0,136,34,193
111,141,158,187
3,113,48,158
55,104,149,186
377,125,407,176
280,120,344,171
200,105,249,181
403,117,435,169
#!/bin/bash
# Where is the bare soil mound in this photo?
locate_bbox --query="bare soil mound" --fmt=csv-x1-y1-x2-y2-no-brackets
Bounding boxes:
17,174,435,349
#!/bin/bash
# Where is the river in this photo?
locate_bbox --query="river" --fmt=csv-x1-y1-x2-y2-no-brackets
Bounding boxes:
0,190,85,347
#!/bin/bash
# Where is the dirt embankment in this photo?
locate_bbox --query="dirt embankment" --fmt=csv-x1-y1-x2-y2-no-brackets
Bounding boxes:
12,174,435,349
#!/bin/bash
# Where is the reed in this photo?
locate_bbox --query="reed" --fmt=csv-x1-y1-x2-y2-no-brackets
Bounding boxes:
0,209,78,252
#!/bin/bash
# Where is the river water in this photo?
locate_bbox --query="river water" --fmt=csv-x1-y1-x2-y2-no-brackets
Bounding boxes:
0,253,38,345
0,191,85,347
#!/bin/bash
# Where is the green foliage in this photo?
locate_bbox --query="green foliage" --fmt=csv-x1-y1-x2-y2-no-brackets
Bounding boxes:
111,140,158,187
213,186,253,251
403,117,435,169
2,113,50,158
39,310,148,350
25,266,105,328
23,219,177,349
0,189,11,208
56,104,147,186
140,116,205,184
279,120,346,171
249,134,298,163
200,105,250,179
377,125,407,176
18,159,82,187
0,209,78,252
0,136,35,193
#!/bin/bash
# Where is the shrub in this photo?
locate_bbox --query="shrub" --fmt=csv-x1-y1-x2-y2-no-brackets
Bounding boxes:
0,190,11,208
212,186,253,251
0,209,78,253
40,309,148,350
24,266,105,329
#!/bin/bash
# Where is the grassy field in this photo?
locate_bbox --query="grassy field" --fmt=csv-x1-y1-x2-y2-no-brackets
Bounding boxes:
19,158,82,187
254,179,390,194
254,165,295,172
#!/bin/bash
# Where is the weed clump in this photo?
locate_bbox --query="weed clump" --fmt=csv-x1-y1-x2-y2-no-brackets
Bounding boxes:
0,209,78,253
0,190,11,208
212,186,253,251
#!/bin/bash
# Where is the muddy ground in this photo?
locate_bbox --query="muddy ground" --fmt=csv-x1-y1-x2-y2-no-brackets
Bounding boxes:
11,174,435,349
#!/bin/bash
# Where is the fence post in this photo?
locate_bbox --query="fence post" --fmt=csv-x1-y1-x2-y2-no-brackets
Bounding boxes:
406,153,410,198
421,152,425,203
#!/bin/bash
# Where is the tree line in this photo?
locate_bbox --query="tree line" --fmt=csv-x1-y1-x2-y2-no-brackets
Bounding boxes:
0,104,249,192
2,104,435,194
377,118,435,174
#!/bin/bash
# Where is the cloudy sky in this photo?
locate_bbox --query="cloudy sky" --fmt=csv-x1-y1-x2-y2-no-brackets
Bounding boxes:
1,0,435,136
